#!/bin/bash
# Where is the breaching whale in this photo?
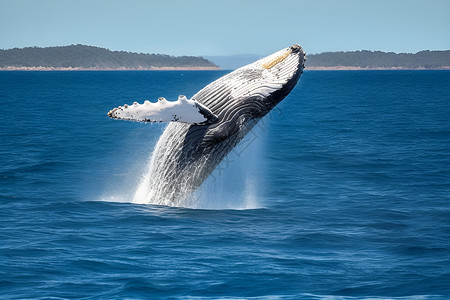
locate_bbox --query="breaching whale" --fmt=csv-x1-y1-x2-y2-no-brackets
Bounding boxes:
108,44,306,206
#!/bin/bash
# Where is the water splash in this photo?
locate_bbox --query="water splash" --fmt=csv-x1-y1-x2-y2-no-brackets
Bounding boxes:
132,149,158,205
132,124,265,209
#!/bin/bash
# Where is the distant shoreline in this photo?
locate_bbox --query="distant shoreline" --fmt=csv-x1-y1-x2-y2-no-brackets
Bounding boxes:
2,66,450,71
3,45,449,71
305,66,450,71
0,66,221,71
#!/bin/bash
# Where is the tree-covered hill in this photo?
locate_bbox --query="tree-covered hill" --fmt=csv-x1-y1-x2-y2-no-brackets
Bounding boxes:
305,50,450,69
0,44,219,70
1,45,449,70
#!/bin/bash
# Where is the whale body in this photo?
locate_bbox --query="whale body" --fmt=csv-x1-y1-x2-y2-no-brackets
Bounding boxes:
108,44,306,206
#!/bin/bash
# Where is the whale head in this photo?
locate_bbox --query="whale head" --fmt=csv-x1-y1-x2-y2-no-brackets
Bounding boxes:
188,44,305,144
238,43,305,103
255,43,305,106
192,44,305,123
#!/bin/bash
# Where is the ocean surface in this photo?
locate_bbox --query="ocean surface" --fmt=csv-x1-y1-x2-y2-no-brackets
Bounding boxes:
1,70,449,299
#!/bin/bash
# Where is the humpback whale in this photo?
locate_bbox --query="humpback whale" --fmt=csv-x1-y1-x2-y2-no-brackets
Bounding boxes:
108,44,306,206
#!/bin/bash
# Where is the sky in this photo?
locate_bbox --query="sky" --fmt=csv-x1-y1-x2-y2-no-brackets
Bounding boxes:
1,0,449,56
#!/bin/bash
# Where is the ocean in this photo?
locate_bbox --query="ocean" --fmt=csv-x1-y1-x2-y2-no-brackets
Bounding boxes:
0,70,449,299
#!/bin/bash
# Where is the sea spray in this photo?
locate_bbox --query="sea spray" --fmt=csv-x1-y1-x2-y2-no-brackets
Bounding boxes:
132,123,265,209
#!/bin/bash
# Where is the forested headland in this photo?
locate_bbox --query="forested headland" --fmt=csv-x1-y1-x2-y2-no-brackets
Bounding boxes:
305,50,450,70
1,45,449,71
0,45,219,70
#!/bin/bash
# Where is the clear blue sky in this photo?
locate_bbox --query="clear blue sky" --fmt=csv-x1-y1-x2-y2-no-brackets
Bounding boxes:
1,0,449,56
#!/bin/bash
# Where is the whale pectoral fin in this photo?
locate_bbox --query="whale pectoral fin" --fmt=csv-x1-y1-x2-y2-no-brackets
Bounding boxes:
107,95,218,125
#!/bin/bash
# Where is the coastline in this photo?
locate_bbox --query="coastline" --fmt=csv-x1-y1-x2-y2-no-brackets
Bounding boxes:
1,66,450,71
305,66,450,71
0,66,221,71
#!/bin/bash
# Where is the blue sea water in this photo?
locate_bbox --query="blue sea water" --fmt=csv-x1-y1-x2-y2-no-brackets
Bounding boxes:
0,70,449,299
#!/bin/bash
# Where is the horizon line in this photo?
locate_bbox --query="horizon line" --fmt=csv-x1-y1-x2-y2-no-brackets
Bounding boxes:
1,44,449,57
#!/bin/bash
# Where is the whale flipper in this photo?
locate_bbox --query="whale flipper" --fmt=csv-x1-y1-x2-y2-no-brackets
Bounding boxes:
107,95,218,125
